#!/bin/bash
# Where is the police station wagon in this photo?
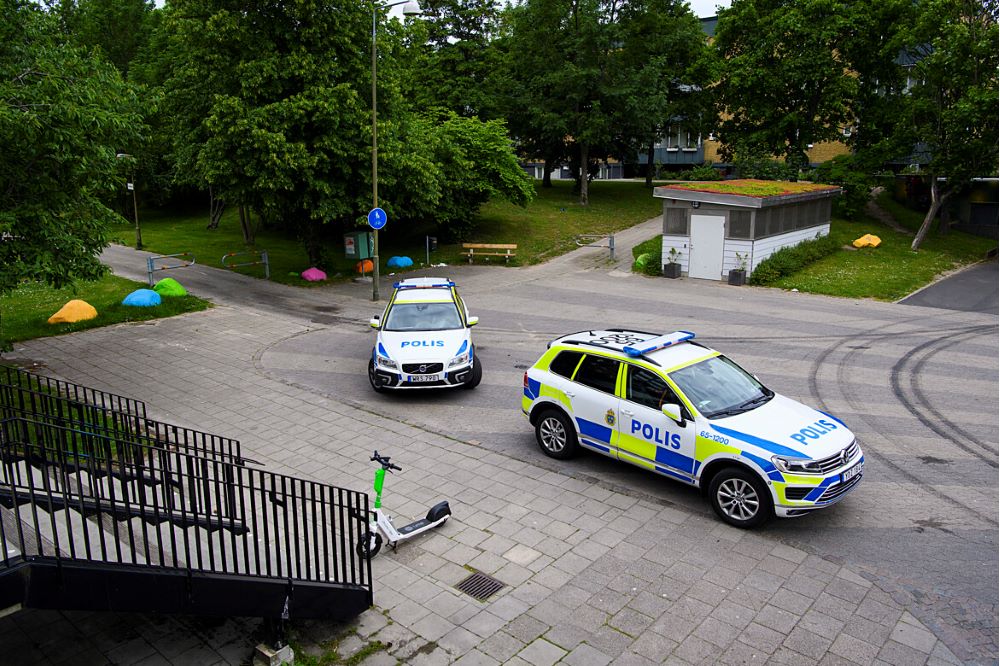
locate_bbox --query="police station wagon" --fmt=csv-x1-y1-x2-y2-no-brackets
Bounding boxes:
368,278,482,391
522,329,864,527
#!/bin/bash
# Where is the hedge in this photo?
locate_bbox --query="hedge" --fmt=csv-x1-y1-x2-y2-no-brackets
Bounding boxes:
748,234,840,285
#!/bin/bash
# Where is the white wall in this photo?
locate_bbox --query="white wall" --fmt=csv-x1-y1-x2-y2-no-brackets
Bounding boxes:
722,239,754,276
661,235,689,273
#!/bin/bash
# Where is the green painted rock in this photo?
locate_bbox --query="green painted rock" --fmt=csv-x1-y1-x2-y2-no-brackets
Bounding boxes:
635,253,652,269
154,278,187,297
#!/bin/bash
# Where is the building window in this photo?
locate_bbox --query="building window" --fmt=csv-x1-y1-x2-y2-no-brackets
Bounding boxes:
728,210,752,239
664,208,688,235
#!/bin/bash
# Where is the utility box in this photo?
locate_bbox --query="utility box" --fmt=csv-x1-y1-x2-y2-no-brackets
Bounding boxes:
344,231,372,260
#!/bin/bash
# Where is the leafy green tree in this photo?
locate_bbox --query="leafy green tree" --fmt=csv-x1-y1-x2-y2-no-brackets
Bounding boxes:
64,0,156,78
713,0,860,171
897,0,998,250
619,0,713,186
402,0,503,119
504,0,632,205
0,0,144,298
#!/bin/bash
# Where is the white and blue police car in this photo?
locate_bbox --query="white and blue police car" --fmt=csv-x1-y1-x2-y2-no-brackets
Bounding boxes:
522,329,864,528
368,278,482,391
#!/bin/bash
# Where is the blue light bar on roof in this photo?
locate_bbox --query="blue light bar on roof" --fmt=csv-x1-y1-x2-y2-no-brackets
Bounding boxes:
623,331,695,357
393,280,455,289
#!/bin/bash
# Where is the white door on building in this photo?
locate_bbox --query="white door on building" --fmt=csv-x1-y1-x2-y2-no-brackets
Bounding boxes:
689,214,725,280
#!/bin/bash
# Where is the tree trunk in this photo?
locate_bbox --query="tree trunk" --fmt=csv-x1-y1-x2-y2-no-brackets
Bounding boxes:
579,143,589,206
542,158,552,188
645,140,655,187
911,178,953,251
238,204,256,244
207,186,225,230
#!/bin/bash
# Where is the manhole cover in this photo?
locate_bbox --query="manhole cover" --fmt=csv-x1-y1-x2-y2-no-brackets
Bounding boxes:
455,571,504,601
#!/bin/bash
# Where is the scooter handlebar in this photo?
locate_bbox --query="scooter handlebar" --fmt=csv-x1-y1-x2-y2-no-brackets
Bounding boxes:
371,450,402,472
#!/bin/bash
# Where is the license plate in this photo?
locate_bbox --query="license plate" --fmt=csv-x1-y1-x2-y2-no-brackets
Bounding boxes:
841,461,863,483
408,374,440,383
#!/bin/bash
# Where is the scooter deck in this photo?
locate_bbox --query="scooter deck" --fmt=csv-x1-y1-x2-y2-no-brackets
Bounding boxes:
398,518,432,536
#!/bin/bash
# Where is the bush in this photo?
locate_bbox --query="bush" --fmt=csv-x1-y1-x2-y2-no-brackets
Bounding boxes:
733,157,799,181
631,236,663,276
809,155,874,220
748,234,840,285
674,163,723,181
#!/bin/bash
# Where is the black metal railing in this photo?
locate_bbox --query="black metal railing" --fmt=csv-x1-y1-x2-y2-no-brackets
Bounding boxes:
0,418,371,591
1,368,250,464
1,366,146,419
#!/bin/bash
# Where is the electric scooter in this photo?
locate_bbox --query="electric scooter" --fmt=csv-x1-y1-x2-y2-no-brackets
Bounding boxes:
356,451,451,558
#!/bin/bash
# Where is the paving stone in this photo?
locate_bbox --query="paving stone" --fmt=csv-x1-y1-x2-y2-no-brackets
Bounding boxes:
798,609,846,638
674,634,726,664
505,614,550,644
754,605,798,635
452,648,501,666
650,612,700,644
713,600,756,631
563,642,614,666
411,612,455,642
439,626,483,656
770,589,814,616
479,631,526,662
890,616,937,654
830,632,880,666
877,639,932,666
782,626,834,661
737,622,785,655
518,638,567,666
464,610,508,638
609,607,655,638
719,639,769,665
585,626,634,658
543,622,590,651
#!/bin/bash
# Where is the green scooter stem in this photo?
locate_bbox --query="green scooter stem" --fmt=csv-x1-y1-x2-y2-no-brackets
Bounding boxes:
373,467,385,510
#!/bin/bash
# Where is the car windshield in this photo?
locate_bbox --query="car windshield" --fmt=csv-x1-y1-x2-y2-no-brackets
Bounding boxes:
384,302,462,331
669,355,773,419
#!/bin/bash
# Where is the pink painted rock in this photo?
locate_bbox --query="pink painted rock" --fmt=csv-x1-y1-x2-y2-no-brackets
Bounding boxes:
301,267,327,282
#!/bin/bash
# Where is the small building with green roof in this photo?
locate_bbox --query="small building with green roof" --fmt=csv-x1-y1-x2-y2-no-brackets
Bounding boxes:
652,179,841,281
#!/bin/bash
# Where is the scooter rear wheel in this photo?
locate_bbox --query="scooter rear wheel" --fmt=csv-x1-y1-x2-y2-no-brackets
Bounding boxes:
357,531,383,558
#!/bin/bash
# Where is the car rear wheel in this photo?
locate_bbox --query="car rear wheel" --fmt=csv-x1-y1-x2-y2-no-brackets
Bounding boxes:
535,409,578,460
462,355,482,389
709,467,772,528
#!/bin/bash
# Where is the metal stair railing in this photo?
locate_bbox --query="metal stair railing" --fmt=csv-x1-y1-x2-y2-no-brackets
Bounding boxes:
1,366,145,417
1,368,252,466
0,418,372,614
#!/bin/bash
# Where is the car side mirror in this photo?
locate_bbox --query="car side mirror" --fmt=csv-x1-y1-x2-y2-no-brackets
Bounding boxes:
369,316,380,329
662,403,685,426
467,316,479,327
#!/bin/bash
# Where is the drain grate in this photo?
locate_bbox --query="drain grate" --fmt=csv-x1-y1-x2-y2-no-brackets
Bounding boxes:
456,571,505,601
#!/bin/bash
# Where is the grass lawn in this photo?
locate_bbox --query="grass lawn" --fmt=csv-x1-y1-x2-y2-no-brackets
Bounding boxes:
119,180,664,286
770,199,997,300
1,274,211,346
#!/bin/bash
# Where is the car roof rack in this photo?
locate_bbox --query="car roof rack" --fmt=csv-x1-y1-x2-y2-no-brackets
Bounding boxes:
557,337,664,367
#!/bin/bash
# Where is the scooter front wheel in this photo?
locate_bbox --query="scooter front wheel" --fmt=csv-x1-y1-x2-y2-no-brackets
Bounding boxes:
357,531,383,559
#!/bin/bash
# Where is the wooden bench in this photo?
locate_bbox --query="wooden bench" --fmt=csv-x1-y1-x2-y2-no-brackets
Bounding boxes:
462,243,517,264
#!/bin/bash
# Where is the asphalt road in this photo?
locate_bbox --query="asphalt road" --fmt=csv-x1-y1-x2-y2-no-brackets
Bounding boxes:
103,241,999,660
899,258,999,315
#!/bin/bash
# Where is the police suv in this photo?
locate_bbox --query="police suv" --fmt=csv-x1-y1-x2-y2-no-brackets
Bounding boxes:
368,278,482,391
522,329,863,527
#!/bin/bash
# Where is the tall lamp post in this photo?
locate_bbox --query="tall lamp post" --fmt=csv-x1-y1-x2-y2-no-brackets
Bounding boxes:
371,0,422,301
116,152,142,250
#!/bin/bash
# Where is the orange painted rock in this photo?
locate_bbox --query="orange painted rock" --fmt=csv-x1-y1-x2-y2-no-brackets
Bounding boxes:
356,259,374,274
48,299,98,324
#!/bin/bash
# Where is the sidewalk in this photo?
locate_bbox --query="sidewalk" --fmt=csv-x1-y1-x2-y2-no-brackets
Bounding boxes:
0,244,966,665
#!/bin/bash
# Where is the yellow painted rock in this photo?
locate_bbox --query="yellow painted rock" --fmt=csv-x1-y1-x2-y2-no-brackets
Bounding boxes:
48,299,98,324
852,234,882,248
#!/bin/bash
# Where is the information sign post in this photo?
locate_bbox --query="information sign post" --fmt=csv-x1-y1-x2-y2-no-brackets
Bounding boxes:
367,208,387,301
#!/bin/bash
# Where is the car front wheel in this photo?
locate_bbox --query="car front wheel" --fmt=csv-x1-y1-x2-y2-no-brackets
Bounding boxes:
462,355,482,389
368,354,385,393
709,467,773,528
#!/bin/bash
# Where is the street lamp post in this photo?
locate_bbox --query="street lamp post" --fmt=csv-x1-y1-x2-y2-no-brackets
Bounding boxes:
116,152,142,250
371,0,421,301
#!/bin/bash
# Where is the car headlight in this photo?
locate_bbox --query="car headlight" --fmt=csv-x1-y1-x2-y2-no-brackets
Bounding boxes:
448,352,469,368
377,354,397,370
771,455,821,474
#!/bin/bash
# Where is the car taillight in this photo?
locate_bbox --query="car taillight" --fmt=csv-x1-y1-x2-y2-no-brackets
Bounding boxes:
523,371,528,388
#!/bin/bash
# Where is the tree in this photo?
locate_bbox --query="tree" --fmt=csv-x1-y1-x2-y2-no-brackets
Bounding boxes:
898,0,998,250
713,0,860,171
504,0,631,205
401,0,503,119
0,0,144,298
64,0,157,78
618,0,713,186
